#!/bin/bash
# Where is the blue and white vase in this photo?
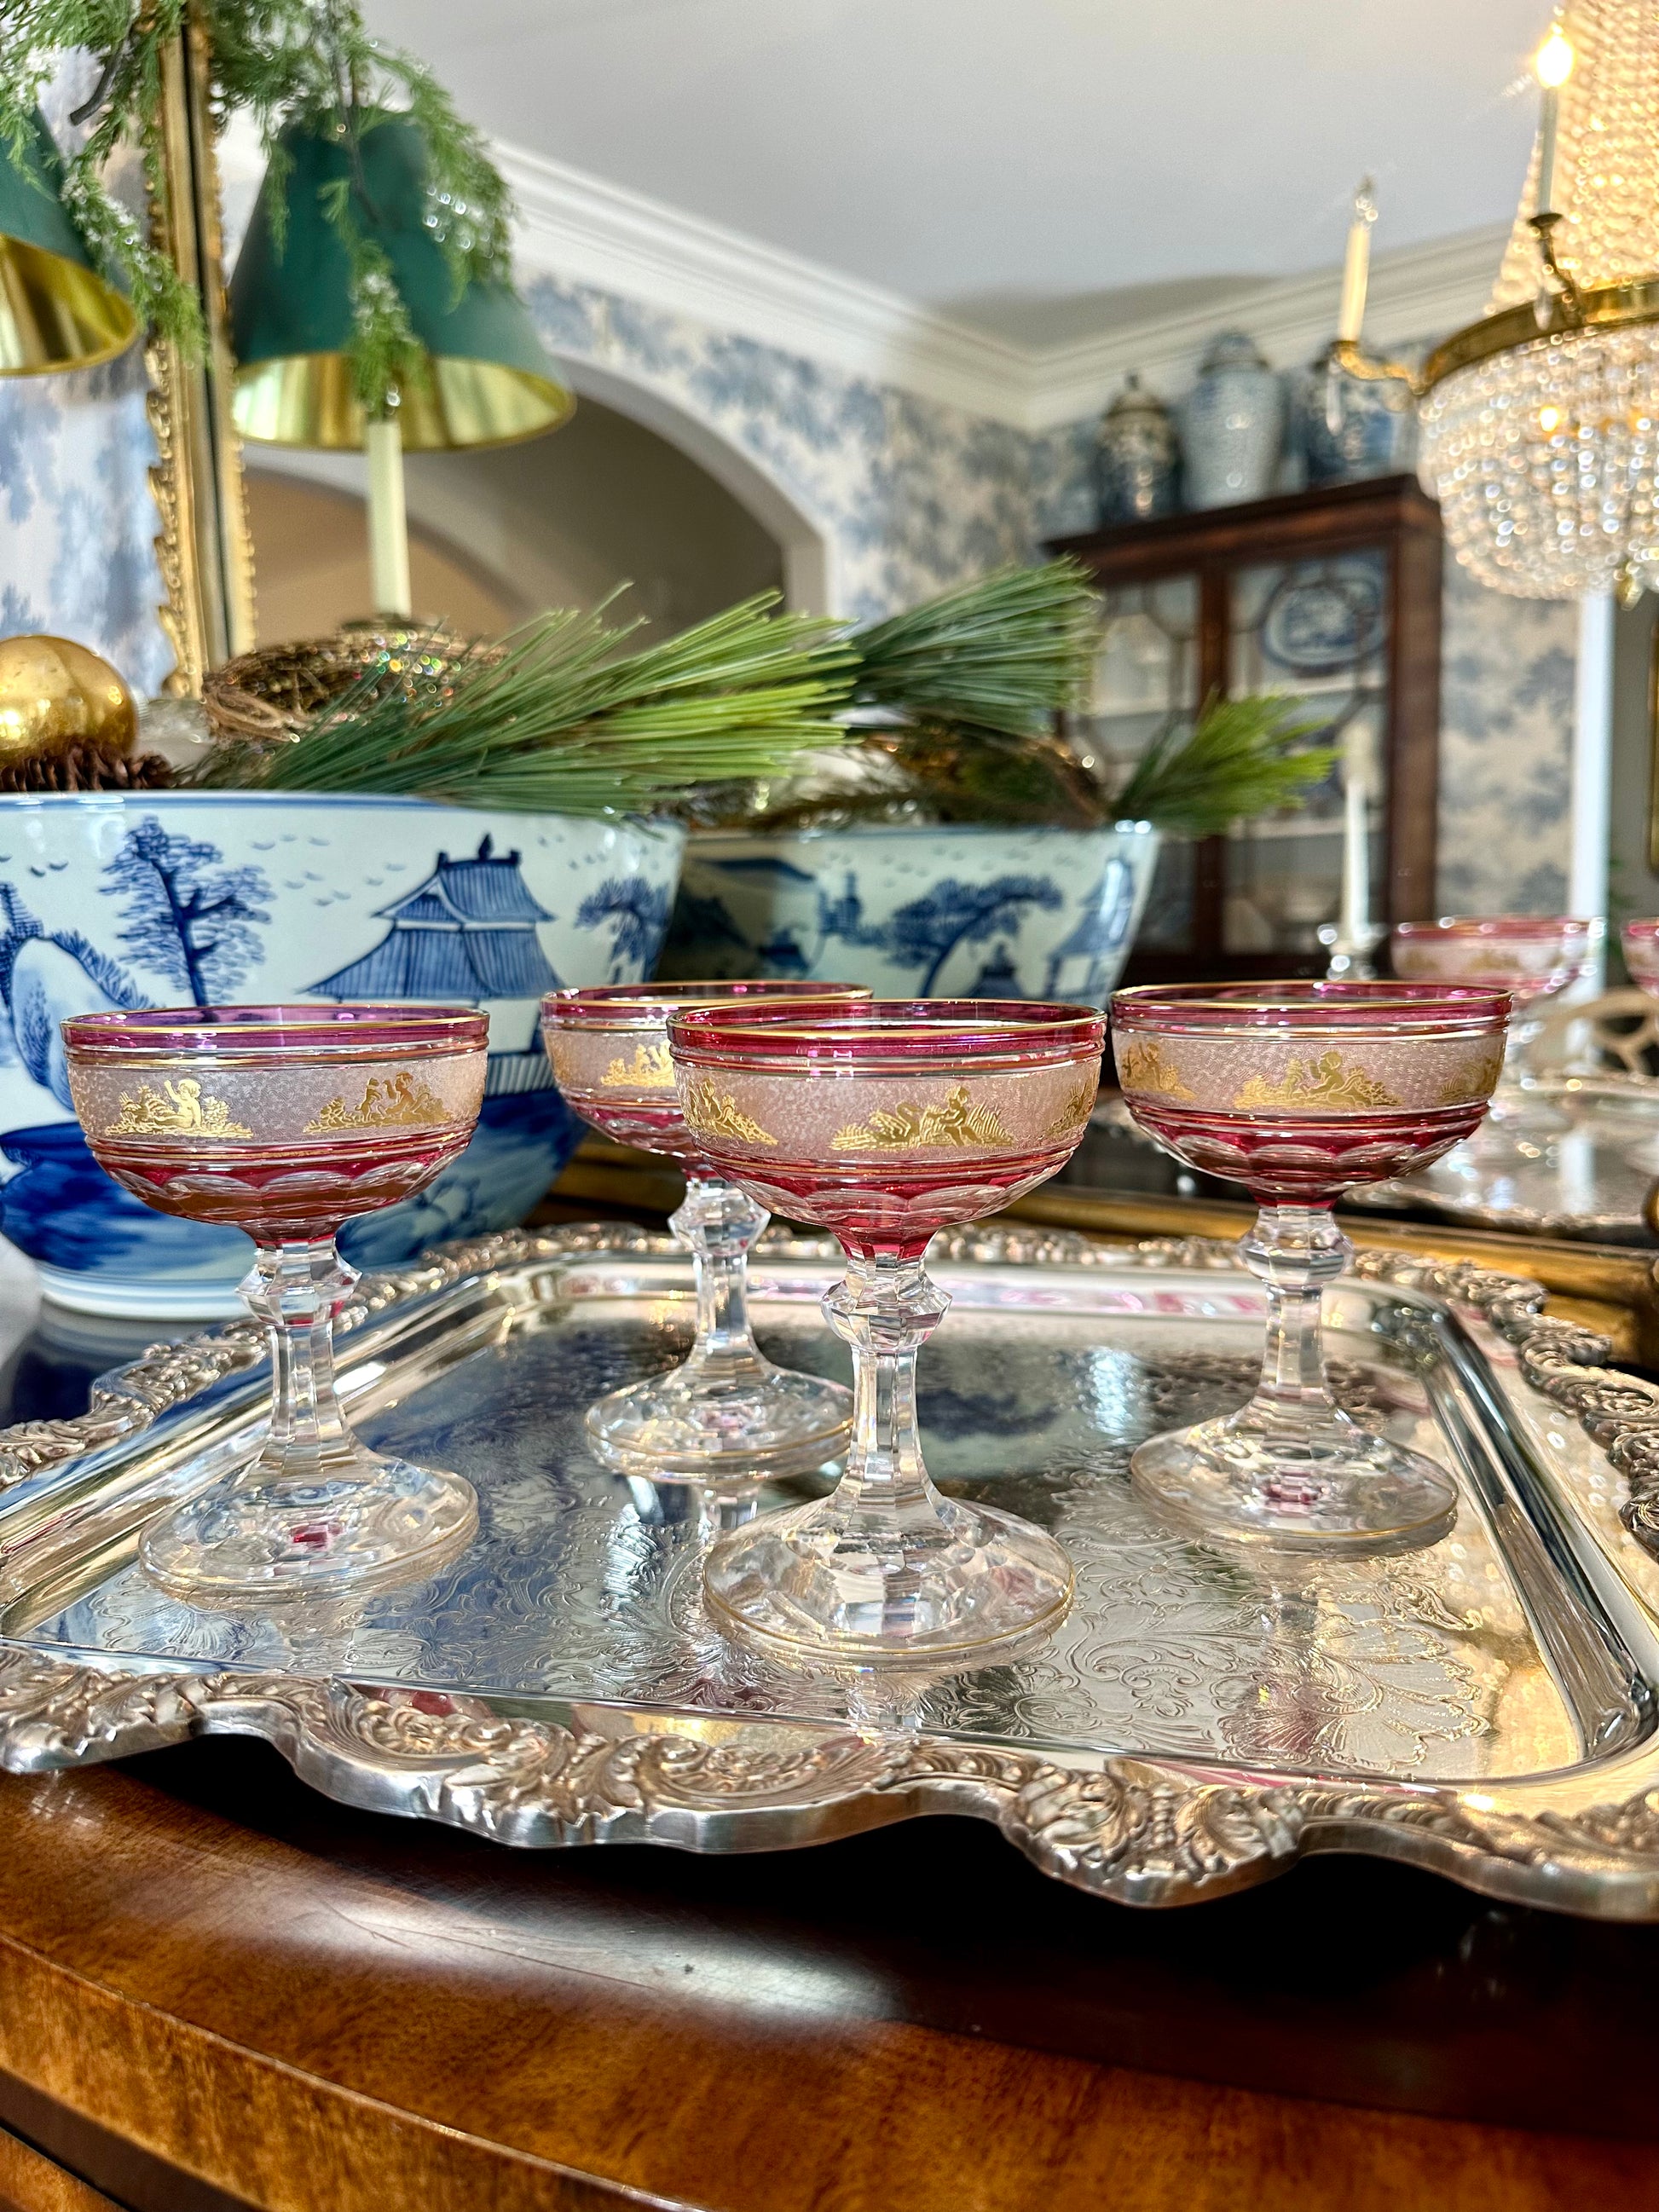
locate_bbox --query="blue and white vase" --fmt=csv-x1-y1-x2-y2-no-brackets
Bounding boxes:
661,823,1159,1008
1181,332,1283,509
1096,375,1180,523
0,794,684,1315
1293,344,1417,486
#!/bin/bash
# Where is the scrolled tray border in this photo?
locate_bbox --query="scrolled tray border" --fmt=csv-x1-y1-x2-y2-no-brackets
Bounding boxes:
4,1222,1659,1917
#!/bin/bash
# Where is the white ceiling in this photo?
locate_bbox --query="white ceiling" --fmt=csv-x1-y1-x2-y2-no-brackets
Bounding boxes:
365,0,1545,344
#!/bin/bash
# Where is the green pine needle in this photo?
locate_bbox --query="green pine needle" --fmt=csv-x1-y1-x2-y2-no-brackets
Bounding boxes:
0,3,522,404
1114,693,1336,837
189,594,858,816
847,558,1100,736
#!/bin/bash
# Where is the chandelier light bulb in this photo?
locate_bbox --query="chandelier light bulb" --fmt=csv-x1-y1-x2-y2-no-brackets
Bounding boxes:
1535,24,1575,87
1413,0,1659,598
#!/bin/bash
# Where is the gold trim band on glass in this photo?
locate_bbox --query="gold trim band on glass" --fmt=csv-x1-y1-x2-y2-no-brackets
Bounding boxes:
66,1048,483,1075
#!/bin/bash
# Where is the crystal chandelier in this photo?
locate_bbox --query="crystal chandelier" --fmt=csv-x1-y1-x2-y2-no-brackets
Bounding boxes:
1341,0,1659,601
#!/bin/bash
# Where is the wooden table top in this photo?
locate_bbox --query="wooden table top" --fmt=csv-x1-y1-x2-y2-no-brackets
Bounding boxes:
2,1736,1659,2212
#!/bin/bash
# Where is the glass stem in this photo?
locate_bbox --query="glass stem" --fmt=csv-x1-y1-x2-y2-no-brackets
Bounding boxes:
672,1176,772,1383
242,1237,361,1487
1238,1202,1351,1435
822,1255,953,1539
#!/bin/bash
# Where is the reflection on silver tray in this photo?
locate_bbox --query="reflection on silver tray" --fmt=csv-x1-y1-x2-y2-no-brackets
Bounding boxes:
9,1224,1659,1915
1351,1077,1659,1238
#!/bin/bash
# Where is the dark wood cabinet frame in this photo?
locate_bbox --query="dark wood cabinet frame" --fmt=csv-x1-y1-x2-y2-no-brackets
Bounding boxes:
1050,473,1443,982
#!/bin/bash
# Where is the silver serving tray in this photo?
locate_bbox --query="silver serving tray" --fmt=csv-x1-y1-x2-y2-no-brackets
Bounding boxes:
9,1224,1659,1915
1348,1077,1659,1239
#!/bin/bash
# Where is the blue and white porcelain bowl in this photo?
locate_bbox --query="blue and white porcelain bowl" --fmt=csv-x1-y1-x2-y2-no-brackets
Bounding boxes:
661,822,1159,1006
0,794,684,1316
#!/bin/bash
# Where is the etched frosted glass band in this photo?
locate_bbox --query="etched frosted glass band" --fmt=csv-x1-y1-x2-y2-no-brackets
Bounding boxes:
66,1054,486,1146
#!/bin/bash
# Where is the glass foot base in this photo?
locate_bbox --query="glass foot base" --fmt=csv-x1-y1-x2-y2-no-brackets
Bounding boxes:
141,1453,479,1601
1130,1418,1457,1556
702,1495,1074,1662
586,1365,853,1481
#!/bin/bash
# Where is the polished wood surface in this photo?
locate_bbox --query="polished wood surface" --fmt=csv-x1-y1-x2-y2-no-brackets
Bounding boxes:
2,1740,1659,2211
0,2125,120,2212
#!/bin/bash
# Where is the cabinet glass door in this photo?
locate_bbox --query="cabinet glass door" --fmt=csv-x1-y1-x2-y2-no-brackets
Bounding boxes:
1089,575,1200,953
1225,552,1388,960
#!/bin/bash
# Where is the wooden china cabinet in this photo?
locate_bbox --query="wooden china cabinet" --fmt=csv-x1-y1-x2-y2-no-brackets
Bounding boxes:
1049,473,1442,983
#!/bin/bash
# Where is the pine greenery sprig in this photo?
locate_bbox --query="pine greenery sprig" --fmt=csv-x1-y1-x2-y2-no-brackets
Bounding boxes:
0,0,203,351
1113,693,1336,836
188,595,859,817
0,1,518,411
846,558,1100,736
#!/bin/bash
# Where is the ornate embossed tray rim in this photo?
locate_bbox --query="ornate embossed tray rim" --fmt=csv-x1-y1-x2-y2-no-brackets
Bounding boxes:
10,1224,1659,1917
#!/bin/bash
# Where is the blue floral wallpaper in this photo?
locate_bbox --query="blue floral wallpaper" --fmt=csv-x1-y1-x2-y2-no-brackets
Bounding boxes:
525,276,1038,625
0,258,1575,912
0,344,171,700
1437,558,1575,915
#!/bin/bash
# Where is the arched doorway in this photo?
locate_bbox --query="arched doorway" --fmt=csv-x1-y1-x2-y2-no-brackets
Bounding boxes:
243,385,805,644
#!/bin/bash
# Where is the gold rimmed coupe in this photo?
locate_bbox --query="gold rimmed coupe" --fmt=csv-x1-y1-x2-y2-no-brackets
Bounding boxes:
63,1003,490,1601
540,981,871,1484
664,998,1106,1661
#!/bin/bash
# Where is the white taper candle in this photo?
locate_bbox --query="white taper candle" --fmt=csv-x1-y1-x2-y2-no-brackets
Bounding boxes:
1535,23,1575,217
1336,179,1377,345
1339,741,1370,944
366,414,413,619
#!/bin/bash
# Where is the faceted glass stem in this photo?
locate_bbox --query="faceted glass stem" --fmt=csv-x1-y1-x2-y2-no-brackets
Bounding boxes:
821,1253,956,1553
248,1238,361,1487
674,1177,777,1398
1234,1203,1360,1480
1129,1198,1458,1554
137,1234,478,1599
701,1251,1073,1659
581,1176,853,1481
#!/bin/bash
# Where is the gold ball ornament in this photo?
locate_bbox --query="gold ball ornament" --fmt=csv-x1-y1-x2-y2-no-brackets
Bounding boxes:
0,635,136,765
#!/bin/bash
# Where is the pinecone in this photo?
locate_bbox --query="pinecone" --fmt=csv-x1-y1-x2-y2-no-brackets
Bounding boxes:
0,742,174,794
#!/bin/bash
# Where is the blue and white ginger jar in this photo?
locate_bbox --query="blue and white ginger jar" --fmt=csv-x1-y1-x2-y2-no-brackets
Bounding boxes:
1293,344,1417,486
1181,332,1283,509
1096,375,1180,523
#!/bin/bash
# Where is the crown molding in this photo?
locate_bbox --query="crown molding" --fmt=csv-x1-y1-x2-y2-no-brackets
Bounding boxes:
498,139,1507,435
496,142,1033,424
1028,224,1510,424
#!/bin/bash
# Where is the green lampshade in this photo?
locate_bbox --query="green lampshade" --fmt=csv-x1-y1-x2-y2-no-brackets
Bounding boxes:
0,109,138,375
229,115,574,451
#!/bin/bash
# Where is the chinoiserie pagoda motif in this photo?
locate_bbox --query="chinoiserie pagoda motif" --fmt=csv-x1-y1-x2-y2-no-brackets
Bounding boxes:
309,837,559,1002
306,835,563,1097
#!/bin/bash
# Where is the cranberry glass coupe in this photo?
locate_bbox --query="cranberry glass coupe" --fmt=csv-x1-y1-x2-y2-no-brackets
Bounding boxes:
540,982,870,1481
1113,980,1510,1554
665,999,1105,1659
1391,916,1601,1136
63,1005,488,1599
1621,919,1659,1001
